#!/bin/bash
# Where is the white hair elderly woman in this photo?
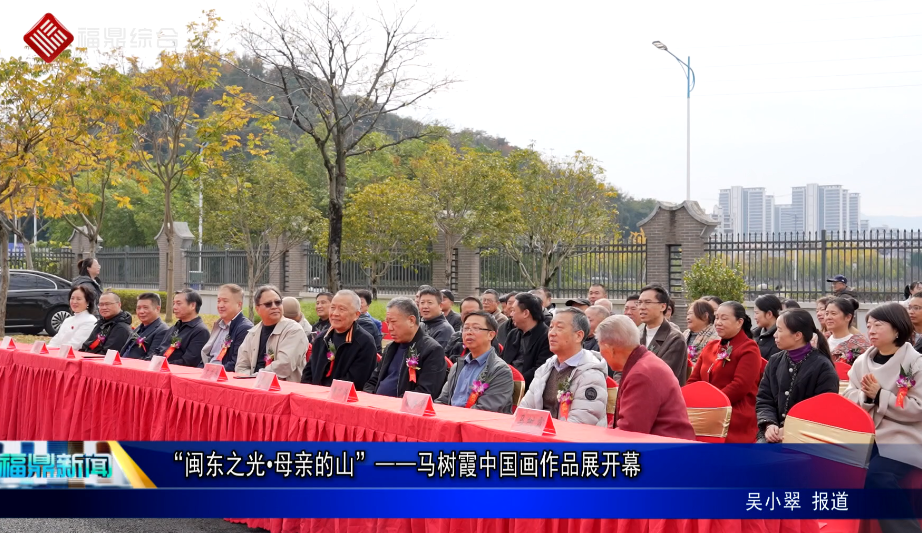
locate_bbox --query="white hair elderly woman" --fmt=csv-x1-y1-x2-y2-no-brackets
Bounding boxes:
596,315,696,439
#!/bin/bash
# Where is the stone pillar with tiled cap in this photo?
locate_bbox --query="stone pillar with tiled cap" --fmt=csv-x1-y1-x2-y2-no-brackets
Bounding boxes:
637,201,718,324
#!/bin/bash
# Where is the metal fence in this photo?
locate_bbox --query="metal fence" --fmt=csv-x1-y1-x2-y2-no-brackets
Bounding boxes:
706,230,922,303
479,240,648,299
96,246,159,289
9,247,75,280
304,245,432,296
184,246,269,291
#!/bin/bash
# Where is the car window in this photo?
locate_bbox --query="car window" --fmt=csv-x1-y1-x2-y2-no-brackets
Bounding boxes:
8,273,55,291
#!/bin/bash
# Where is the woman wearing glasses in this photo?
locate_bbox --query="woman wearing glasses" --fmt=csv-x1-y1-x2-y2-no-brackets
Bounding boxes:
236,285,308,382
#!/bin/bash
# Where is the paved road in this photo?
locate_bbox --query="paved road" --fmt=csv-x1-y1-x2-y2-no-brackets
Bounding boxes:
0,520,252,532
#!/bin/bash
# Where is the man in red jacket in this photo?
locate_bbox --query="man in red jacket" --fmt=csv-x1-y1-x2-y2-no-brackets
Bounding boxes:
596,315,696,440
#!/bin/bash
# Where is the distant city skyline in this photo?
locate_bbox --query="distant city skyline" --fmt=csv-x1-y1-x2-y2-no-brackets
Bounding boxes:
713,183,892,235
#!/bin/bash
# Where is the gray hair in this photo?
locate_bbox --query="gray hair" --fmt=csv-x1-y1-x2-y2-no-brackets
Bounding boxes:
335,289,362,312
585,305,611,320
386,297,420,324
254,285,282,305
595,315,641,348
557,308,590,338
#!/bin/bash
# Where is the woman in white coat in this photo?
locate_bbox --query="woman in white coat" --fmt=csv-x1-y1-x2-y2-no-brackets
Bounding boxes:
48,285,98,350
843,303,922,533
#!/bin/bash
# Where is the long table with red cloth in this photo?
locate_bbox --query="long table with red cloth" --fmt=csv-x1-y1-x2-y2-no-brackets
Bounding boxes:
0,346,820,533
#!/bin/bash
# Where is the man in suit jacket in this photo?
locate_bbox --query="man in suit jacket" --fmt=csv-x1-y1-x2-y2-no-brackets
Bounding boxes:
637,284,688,386
365,298,446,398
596,315,696,440
201,284,254,371
502,292,553,388
121,292,169,360
437,311,513,413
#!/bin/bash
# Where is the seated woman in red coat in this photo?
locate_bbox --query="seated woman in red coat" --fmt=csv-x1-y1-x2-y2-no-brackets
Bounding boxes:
688,301,761,443
595,315,696,440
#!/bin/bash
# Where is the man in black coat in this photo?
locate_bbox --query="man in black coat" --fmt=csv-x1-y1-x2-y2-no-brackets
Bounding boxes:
151,289,210,367
120,293,169,359
302,290,377,389
418,286,454,349
311,292,333,341
501,292,553,388
364,298,446,398
440,289,463,332
81,291,133,354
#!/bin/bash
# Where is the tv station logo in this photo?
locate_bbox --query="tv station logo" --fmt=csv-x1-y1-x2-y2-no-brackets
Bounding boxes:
23,13,74,63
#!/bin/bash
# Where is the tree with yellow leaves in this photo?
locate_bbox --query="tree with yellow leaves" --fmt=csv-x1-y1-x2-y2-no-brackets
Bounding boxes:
132,11,261,321
56,61,150,251
0,51,84,335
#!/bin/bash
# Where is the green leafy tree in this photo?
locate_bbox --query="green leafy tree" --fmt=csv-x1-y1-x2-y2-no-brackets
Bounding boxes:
412,142,518,286
337,178,435,299
499,148,618,288
684,256,747,302
203,152,325,317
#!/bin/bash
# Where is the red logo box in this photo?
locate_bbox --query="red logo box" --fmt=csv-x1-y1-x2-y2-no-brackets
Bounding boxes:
23,13,74,63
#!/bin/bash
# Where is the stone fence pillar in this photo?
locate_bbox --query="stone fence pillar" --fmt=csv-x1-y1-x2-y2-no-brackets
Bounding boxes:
156,222,194,292
637,201,718,323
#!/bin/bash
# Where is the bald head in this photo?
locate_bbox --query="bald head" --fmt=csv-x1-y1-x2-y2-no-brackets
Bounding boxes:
585,305,611,339
595,298,613,312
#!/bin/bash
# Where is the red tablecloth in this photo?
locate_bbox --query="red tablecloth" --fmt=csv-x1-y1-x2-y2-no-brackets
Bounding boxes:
7,348,82,440
167,372,295,440
70,358,198,440
0,348,820,533
0,348,16,439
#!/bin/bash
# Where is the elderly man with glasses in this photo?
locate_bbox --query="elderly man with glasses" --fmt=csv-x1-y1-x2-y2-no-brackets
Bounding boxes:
436,311,514,413
236,285,308,382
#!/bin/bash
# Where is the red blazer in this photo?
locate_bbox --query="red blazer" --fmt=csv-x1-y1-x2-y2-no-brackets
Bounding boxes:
688,329,761,443
615,346,696,441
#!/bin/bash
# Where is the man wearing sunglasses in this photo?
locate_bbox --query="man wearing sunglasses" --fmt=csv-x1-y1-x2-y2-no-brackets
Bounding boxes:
236,285,309,382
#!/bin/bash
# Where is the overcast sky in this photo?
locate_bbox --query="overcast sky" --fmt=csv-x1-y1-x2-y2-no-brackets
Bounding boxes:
4,0,921,217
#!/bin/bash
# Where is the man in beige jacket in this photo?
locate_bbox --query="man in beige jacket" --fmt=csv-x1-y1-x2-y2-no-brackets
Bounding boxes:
235,285,308,382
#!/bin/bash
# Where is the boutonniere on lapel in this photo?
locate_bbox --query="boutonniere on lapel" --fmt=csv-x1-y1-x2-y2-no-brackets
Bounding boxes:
215,334,231,361
263,348,276,367
557,376,573,421
465,371,489,408
163,335,182,358
325,340,336,377
687,345,699,365
405,344,420,383
842,348,860,365
716,345,733,366
88,333,107,350
896,366,916,408
134,334,148,353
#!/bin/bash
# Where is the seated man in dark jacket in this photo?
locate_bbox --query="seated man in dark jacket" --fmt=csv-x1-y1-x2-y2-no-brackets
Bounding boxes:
302,290,377,389
364,298,446,398
417,286,454,350
502,292,553,388
81,291,133,354
151,289,210,367
120,292,169,359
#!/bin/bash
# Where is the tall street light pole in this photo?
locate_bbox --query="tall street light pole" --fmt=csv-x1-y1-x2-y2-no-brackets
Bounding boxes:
652,41,695,202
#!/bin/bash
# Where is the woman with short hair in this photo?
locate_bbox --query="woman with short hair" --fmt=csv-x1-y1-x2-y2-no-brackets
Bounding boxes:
843,303,922,533
682,299,719,368
688,302,762,443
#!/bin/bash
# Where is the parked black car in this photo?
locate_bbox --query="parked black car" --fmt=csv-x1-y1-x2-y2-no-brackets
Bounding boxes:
3,270,73,335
